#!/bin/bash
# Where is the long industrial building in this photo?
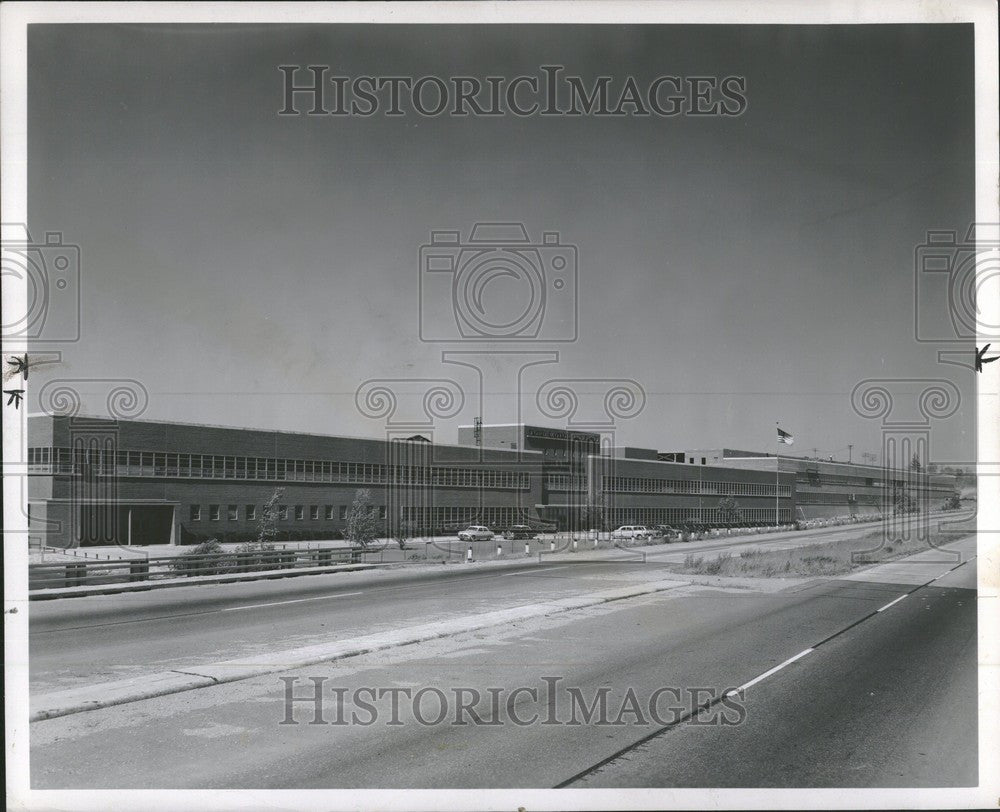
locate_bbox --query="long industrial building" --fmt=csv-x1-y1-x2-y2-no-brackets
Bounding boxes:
26,414,957,547
675,447,958,520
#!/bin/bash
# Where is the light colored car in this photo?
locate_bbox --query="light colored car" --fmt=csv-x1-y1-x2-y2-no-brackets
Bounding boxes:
458,525,494,541
611,525,656,540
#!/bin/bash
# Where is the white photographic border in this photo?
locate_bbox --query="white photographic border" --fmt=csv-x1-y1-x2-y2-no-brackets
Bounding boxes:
3,2,997,810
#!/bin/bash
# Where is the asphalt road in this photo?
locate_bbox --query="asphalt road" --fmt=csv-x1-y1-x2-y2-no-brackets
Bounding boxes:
570,555,978,787
29,557,668,693
28,535,978,789
28,519,904,693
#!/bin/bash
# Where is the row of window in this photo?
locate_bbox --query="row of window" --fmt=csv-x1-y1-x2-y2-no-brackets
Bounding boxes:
603,476,791,498
546,475,586,491
400,506,524,528
800,471,954,491
189,503,388,523
27,447,530,490
607,507,792,525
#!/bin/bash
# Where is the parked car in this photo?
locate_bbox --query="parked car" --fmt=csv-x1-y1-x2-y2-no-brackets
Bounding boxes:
611,525,656,540
457,525,494,541
652,525,680,541
503,525,537,540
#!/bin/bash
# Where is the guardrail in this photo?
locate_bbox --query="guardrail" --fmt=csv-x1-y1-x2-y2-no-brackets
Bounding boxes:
28,547,358,591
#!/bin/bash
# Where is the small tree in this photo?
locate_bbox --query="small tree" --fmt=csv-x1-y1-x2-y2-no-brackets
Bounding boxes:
256,487,284,547
346,488,379,549
717,496,743,525
893,485,918,515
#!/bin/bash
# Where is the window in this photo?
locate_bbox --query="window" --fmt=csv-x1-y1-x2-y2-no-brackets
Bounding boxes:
209,504,220,521
689,457,694,464
701,457,706,465
379,505,387,520
310,505,320,520
325,505,334,520
294,505,304,520
190,505,201,522
228,504,238,521
245,504,256,521
278,504,288,520
339,505,347,521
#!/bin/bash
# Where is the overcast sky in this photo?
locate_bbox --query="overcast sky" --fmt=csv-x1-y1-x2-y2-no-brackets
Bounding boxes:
27,23,976,464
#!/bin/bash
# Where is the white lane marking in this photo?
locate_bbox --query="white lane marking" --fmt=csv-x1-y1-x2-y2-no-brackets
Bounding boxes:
725,648,814,697
498,565,573,577
876,594,908,612
223,591,364,611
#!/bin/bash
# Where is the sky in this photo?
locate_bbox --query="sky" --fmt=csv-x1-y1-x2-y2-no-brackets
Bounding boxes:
26,23,977,465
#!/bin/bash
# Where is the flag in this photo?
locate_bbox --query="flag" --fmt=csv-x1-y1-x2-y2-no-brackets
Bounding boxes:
777,426,794,445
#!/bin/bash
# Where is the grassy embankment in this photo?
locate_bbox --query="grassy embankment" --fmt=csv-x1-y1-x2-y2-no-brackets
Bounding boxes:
674,522,972,578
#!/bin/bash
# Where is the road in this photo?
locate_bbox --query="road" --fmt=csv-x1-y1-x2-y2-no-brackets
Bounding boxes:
28,533,978,788
28,520,905,693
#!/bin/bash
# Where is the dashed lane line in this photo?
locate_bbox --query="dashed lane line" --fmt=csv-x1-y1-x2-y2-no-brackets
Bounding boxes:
724,649,814,697
555,551,977,788
221,591,364,611
877,594,908,612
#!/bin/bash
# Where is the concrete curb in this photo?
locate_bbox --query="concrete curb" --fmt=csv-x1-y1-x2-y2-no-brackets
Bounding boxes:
28,562,386,600
30,577,689,722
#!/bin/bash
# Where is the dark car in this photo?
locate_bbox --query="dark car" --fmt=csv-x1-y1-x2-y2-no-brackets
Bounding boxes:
652,525,680,541
503,525,538,540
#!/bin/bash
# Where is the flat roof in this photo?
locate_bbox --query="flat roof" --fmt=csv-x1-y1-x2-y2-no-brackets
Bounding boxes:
29,413,543,455
585,453,788,477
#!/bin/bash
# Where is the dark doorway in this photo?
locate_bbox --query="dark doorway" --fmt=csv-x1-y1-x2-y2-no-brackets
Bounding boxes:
123,506,173,545
79,504,173,546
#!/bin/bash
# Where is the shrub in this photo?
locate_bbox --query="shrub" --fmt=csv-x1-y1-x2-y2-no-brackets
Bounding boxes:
703,554,731,575
169,539,236,576
942,494,961,511
232,539,278,572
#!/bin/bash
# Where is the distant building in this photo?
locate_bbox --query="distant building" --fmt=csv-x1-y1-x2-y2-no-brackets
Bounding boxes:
25,416,954,547
460,429,794,529
28,415,544,547
676,448,957,519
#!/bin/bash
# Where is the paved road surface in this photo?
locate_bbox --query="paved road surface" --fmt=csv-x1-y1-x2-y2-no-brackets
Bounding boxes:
29,520,910,693
29,536,977,788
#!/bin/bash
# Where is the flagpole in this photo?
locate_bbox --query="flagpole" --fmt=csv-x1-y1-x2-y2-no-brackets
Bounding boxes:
775,422,780,526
